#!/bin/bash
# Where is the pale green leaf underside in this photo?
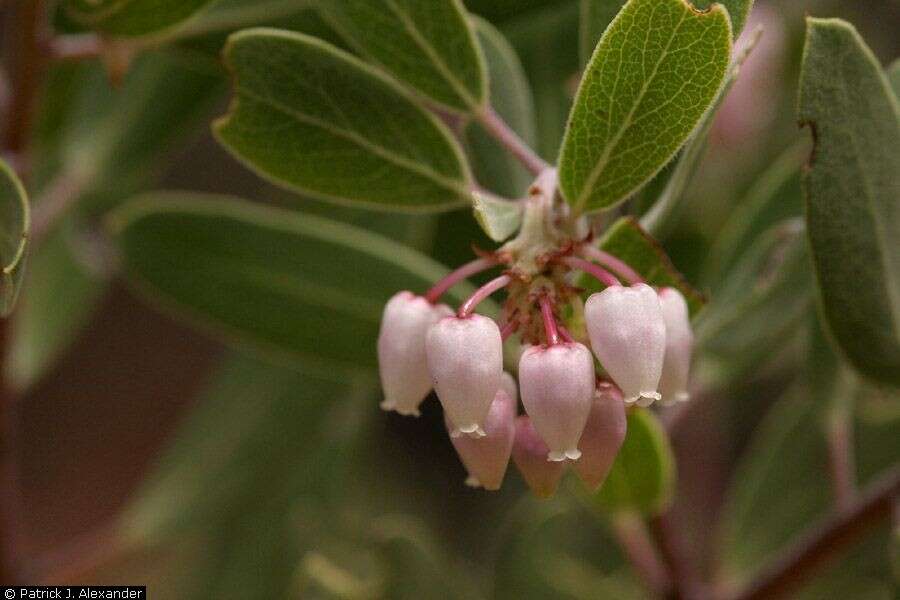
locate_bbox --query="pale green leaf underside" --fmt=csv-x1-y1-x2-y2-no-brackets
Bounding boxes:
800,19,900,386
641,25,762,238
560,0,732,214
313,0,487,113
888,58,900,99
472,192,522,243
65,0,216,36
595,408,675,515
215,29,471,212
690,0,754,39
110,193,473,372
466,16,537,199
0,159,30,317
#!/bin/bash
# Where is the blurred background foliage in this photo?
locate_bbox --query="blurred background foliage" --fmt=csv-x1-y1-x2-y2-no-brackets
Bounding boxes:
5,0,899,598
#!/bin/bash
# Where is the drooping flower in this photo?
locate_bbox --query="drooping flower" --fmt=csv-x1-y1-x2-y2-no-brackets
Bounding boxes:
572,382,627,490
377,291,452,416
518,342,595,461
500,371,518,403
511,415,565,498
657,288,694,404
427,314,503,437
447,387,516,490
585,283,667,405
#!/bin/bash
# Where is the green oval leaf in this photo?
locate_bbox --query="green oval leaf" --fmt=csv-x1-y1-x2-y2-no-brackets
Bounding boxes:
64,0,216,37
214,29,472,213
313,0,487,114
595,408,675,516
466,16,537,199
690,0,754,39
0,159,29,317
109,193,474,372
559,0,732,214
799,19,900,386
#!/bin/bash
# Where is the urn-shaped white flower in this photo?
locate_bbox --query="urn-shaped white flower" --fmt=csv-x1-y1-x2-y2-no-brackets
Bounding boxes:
585,283,667,405
511,415,565,498
573,382,627,490
377,291,452,416
447,387,516,490
500,371,518,403
518,342,595,461
427,314,503,437
658,288,694,404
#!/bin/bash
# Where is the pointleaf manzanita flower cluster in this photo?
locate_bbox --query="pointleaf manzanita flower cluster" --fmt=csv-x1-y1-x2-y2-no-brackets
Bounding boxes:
377,172,694,497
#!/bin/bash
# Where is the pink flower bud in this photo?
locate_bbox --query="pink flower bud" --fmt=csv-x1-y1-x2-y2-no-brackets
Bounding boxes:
511,415,565,498
572,383,627,490
427,314,503,437
500,371,518,403
584,283,666,405
658,288,694,404
518,343,595,461
446,388,516,490
377,291,452,416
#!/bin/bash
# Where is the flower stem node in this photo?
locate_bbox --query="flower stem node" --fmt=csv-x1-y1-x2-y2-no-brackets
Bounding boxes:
446,387,516,491
519,342,596,462
658,287,694,404
511,415,565,498
573,383,628,490
585,283,667,405
427,314,504,437
377,291,452,416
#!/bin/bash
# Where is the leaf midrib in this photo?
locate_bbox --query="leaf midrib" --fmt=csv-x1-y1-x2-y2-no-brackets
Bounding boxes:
574,6,690,212
234,85,469,196
383,0,482,111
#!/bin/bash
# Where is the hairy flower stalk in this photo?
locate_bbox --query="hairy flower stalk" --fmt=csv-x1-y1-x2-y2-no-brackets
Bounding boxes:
375,168,694,494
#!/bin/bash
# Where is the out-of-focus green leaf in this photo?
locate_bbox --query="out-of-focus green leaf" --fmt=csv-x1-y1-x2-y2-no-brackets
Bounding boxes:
559,0,732,214
799,19,900,386
888,58,900,98
215,29,472,212
718,378,898,593
578,0,625,68
7,228,106,390
313,0,487,114
472,191,522,243
641,27,762,239
467,16,537,198
583,217,704,315
691,0,754,38
64,0,216,37
503,2,578,161
0,159,29,317
110,193,476,372
696,221,812,384
595,408,674,516
703,141,806,285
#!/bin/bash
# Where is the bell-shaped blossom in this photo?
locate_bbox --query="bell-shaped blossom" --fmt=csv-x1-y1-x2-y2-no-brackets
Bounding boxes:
447,388,516,490
427,314,503,437
500,371,518,403
572,383,627,490
511,416,565,498
658,288,693,404
585,283,666,405
518,343,595,461
377,291,452,416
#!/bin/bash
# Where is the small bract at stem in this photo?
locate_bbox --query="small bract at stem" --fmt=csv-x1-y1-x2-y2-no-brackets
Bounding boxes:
538,295,561,346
